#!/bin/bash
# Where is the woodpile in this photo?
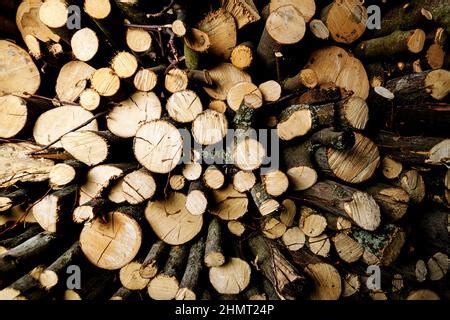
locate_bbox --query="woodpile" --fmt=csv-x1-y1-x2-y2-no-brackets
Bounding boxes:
0,0,448,301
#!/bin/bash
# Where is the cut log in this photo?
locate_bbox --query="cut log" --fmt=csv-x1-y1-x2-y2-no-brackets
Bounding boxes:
32,185,78,232
227,81,262,111
309,19,329,40
145,192,203,245
250,183,281,216
261,170,289,197
277,103,335,141
279,199,297,227
336,97,369,130
249,235,310,300
203,166,225,190
321,0,367,44
355,29,426,60
182,162,203,181
71,28,100,62
39,242,82,290
126,28,152,53
382,70,450,103
55,61,96,103
79,207,142,270
185,180,208,216
209,257,251,294
374,131,450,166
197,9,237,59
133,68,158,92
262,217,286,239
119,259,150,291
0,232,64,288
192,110,228,146
139,240,167,279
73,198,110,224
134,120,183,174
397,170,426,204
365,184,410,222
111,51,138,79
203,63,251,100
298,206,327,238
308,234,330,258
314,132,380,184
0,40,40,96
147,245,189,300
281,69,318,93
211,184,248,220
204,218,225,268
33,106,99,148
165,68,188,93
230,43,254,69
221,0,260,29
91,68,121,97
282,227,306,251
293,179,381,231
232,170,256,193
332,232,364,263
257,5,305,69
79,163,134,205
169,175,187,191
107,91,162,138
306,46,369,99
61,130,124,166
381,156,403,180
259,80,282,102
283,128,355,191
176,237,205,300
167,90,203,123
352,224,406,266
79,88,101,111
121,169,156,204
227,220,246,237
0,225,42,253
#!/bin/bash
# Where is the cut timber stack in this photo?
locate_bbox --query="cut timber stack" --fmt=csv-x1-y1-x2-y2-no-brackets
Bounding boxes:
0,0,449,301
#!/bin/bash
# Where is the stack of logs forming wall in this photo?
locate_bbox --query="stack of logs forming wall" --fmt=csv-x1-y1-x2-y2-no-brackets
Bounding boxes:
0,0,448,300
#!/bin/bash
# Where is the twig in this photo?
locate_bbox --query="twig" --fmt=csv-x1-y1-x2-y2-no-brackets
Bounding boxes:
14,92,80,107
124,23,173,31
30,110,109,154
146,0,175,18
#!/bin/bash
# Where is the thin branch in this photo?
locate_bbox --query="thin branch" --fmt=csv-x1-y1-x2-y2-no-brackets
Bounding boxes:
30,110,109,154
14,92,80,107
146,0,175,18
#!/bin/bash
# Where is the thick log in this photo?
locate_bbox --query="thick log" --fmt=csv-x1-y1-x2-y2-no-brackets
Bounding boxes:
145,192,203,245
204,218,225,268
373,131,450,166
147,245,189,300
352,224,406,266
0,232,65,288
292,179,381,231
249,235,310,300
138,240,167,280
80,207,142,270
176,237,205,300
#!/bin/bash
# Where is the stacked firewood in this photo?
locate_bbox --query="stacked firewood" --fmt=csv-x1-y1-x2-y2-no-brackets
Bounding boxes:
0,0,448,301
